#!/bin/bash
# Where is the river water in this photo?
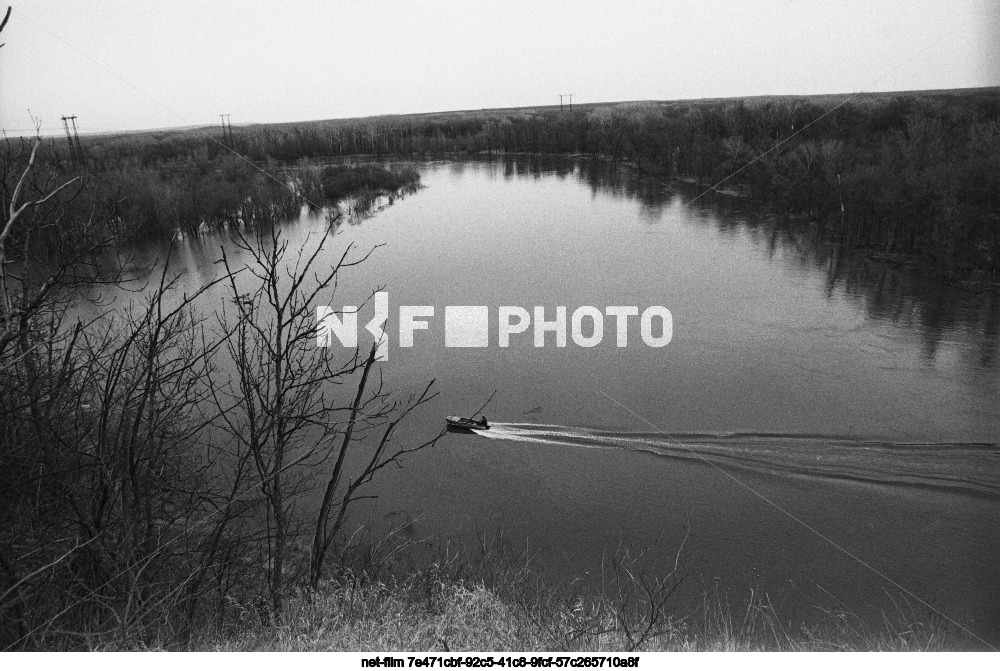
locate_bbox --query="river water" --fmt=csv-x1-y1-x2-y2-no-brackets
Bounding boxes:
125,156,1000,642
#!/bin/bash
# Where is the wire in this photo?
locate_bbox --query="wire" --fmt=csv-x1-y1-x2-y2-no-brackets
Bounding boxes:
682,16,967,207
14,7,326,212
597,389,997,651
2,9,396,649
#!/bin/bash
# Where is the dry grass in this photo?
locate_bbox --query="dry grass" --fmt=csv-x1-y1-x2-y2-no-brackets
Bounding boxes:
83,532,980,652
178,570,972,653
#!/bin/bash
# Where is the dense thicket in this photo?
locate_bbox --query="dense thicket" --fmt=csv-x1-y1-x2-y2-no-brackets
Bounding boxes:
0,137,436,650
37,149,420,240
63,89,1000,277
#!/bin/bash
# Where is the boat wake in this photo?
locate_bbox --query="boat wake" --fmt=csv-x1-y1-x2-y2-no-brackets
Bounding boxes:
473,423,1000,499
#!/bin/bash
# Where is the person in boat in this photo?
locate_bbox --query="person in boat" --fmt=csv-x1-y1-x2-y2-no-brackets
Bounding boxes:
479,415,488,428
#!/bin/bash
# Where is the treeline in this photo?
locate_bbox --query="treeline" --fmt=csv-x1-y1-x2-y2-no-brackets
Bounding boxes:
95,157,419,238
38,145,421,240
64,89,1000,277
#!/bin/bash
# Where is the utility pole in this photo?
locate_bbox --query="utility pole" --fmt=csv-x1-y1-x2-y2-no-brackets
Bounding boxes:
68,116,86,167
220,114,231,141
558,94,565,111
568,94,574,111
61,117,75,160
61,115,82,166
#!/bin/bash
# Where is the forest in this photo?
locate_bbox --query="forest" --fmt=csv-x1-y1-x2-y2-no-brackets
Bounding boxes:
57,87,1000,280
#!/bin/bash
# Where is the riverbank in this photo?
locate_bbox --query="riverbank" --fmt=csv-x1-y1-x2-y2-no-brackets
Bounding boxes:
41,152,423,240
176,565,970,652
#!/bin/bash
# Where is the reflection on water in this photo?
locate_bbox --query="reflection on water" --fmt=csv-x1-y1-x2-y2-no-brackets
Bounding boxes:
481,154,1000,376
337,182,423,226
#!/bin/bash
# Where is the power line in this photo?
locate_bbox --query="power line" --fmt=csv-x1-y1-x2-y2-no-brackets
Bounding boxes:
15,9,324,211
597,390,997,651
682,12,966,208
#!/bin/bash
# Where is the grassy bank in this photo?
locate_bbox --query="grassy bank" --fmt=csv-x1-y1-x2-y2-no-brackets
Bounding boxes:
68,533,973,653
179,566,968,652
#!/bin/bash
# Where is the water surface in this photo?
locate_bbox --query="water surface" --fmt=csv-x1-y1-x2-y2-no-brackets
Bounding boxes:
130,157,1000,642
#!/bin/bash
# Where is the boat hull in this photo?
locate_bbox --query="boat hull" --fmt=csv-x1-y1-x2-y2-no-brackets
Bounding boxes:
446,415,489,430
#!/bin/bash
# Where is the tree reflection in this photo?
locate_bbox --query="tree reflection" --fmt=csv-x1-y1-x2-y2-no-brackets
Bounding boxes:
475,155,1000,372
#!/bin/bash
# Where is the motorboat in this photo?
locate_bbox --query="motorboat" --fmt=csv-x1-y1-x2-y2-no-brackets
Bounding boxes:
446,415,490,430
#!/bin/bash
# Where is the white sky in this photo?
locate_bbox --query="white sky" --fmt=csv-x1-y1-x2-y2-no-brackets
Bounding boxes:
1,0,998,135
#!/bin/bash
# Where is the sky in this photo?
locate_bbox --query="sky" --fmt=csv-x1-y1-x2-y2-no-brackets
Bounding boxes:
1,0,998,135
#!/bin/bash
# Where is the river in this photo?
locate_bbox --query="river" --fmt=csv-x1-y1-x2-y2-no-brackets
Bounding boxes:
116,156,1000,643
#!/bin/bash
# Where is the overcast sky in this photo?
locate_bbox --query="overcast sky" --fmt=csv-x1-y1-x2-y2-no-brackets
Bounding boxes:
2,0,998,135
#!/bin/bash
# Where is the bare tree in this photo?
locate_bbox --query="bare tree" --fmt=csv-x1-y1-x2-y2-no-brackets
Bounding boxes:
0,4,445,647
214,222,366,618
0,138,82,359
214,219,446,618
0,128,253,648
0,241,246,648
0,6,10,50
309,357,442,589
